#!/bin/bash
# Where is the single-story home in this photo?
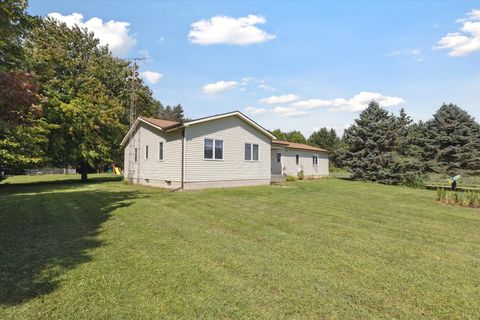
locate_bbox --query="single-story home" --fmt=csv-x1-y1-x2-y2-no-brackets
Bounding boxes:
121,111,329,190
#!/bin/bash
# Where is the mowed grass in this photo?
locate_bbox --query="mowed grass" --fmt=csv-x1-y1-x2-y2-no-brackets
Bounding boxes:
1,174,480,319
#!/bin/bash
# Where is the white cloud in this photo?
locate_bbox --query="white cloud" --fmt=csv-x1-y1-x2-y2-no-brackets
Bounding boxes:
292,91,404,112
436,8,480,57
47,12,136,57
273,106,307,118
258,83,276,91
140,71,163,84
202,80,239,93
385,48,424,61
259,94,299,105
244,106,268,115
188,14,276,45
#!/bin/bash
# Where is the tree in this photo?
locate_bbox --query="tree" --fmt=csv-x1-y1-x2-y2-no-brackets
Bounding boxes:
307,127,340,151
0,1,52,172
425,104,480,175
285,130,307,144
158,104,185,121
0,0,33,71
24,18,160,181
343,101,421,185
270,129,287,140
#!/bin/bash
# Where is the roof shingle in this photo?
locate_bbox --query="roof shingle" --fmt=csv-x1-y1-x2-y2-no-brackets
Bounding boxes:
141,117,180,130
272,140,328,153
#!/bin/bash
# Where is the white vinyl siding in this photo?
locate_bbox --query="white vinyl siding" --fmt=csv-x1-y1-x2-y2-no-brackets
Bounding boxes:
185,116,271,182
282,149,328,176
123,122,182,183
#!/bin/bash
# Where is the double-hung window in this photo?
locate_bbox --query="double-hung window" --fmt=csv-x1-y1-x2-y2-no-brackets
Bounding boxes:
159,142,164,160
204,139,223,160
244,143,259,161
313,155,318,165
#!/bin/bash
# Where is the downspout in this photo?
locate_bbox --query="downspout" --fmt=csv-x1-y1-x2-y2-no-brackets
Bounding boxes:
181,128,185,190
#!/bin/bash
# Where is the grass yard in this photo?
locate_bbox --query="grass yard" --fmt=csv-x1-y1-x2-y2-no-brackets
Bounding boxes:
1,174,480,319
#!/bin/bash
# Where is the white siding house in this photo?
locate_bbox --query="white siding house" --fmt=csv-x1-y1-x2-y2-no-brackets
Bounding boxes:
184,116,272,189
122,111,277,190
121,111,329,190
271,141,329,178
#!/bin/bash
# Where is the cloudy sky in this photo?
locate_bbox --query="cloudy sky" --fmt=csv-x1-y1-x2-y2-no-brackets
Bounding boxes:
30,1,480,136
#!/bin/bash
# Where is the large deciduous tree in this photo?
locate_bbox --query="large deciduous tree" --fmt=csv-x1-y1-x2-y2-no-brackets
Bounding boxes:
25,18,159,181
285,130,307,144
0,0,52,173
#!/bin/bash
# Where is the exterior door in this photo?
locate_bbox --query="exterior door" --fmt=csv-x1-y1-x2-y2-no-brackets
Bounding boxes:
271,150,283,175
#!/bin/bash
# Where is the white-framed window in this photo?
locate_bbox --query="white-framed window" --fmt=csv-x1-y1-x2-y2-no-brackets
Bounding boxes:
204,138,223,160
313,155,318,165
145,145,149,160
134,148,138,162
296,154,299,165
159,142,164,160
245,143,259,161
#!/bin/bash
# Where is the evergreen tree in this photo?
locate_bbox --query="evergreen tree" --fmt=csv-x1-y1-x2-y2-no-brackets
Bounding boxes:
158,104,185,121
343,101,421,185
307,127,340,151
425,104,480,175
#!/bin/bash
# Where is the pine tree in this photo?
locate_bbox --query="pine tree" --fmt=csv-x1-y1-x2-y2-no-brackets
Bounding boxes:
158,104,185,121
343,101,421,184
426,104,480,175
307,127,340,151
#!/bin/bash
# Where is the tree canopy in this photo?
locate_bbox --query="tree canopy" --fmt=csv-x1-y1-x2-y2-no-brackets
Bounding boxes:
0,2,165,181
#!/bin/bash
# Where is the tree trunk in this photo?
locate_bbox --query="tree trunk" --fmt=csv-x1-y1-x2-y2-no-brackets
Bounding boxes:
81,162,88,182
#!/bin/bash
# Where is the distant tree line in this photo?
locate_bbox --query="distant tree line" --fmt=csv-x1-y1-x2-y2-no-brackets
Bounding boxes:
0,0,184,181
272,101,480,185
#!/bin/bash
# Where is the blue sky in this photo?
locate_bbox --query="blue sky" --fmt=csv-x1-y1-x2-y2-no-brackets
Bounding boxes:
29,1,480,136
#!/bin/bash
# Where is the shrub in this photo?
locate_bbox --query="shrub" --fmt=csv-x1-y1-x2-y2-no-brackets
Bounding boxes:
298,170,304,180
285,175,297,182
436,188,446,201
466,191,478,207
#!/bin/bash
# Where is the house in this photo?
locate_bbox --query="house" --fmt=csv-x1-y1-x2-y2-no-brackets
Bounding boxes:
120,111,329,190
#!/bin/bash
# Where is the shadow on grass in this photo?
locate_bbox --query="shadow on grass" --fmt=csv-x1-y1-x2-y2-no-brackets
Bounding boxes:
0,174,122,188
0,183,140,306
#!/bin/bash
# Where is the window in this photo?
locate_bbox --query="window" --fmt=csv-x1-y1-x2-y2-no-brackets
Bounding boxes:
245,143,251,160
134,148,138,162
313,155,318,165
253,144,259,161
159,142,164,160
215,140,223,159
145,145,149,160
244,143,259,161
276,153,281,163
296,154,299,165
204,139,223,160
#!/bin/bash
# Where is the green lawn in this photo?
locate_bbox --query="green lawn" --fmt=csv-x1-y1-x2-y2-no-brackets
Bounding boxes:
1,174,479,319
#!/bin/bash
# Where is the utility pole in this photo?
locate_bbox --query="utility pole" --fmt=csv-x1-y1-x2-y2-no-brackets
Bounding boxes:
125,58,145,182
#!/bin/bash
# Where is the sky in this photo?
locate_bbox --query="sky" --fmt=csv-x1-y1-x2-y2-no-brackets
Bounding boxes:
29,1,480,136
